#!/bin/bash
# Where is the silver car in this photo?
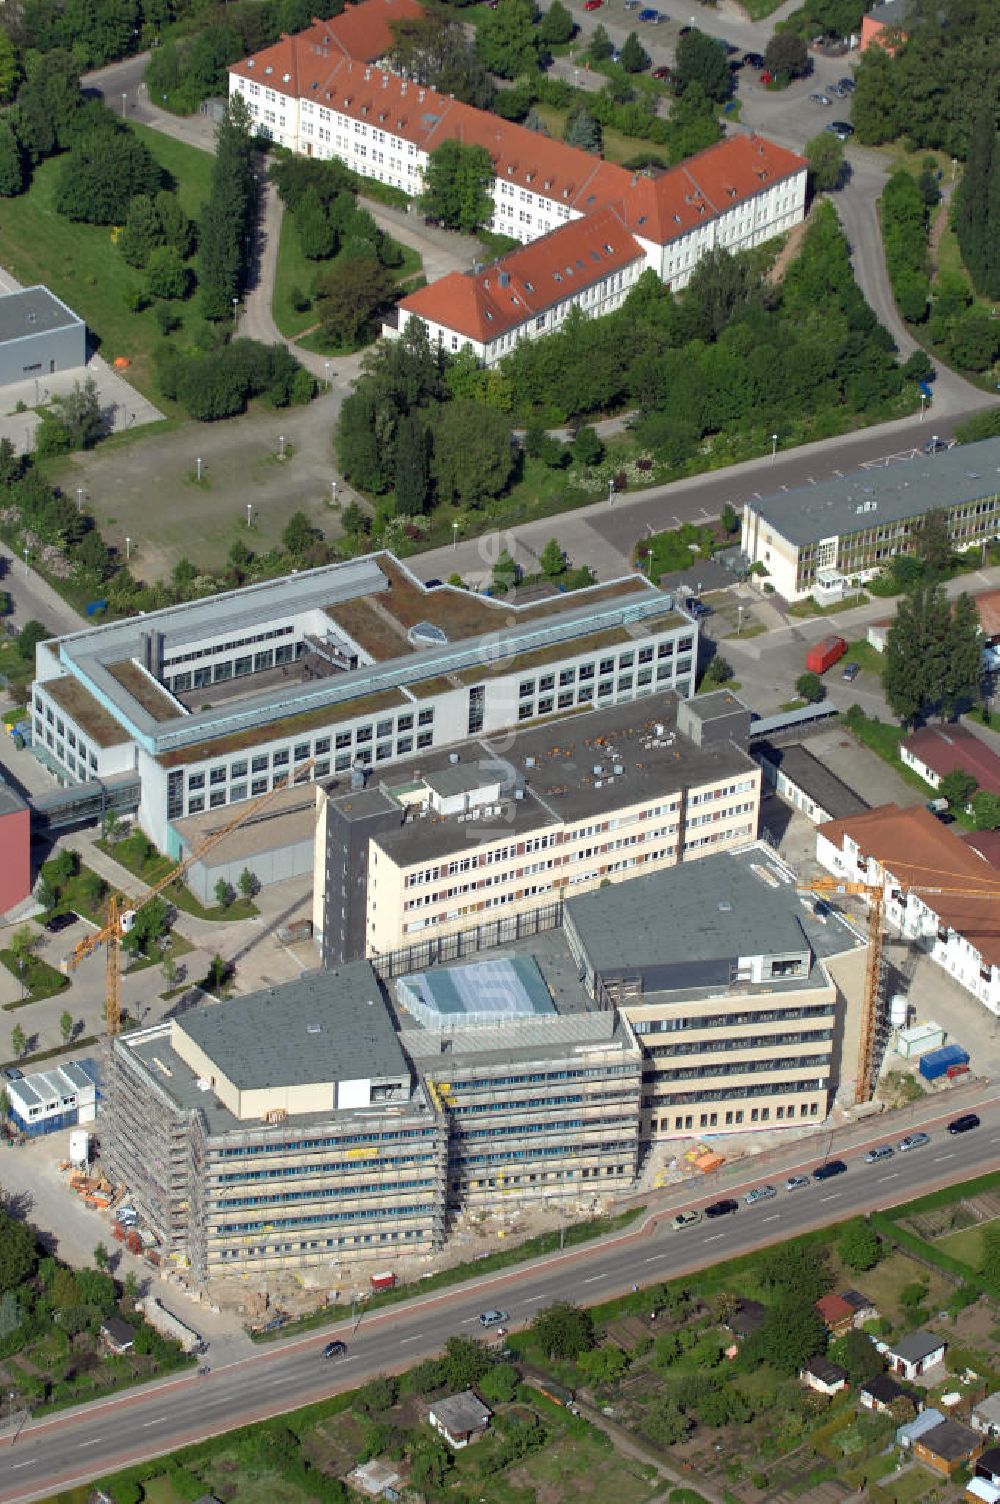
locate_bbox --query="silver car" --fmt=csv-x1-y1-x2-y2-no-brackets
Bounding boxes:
785,1175,810,1191
745,1185,777,1205
810,93,831,106
898,1131,930,1153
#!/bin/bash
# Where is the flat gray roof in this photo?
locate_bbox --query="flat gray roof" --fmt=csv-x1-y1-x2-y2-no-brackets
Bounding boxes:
0,776,27,817
755,741,869,821
0,286,83,344
566,849,810,975
747,437,1000,547
372,692,756,867
889,1330,945,1364
175,963,408,1090
867,0,913,24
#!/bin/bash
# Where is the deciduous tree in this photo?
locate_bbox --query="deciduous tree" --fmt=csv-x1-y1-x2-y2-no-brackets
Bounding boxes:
55,120,162,224
805,131,845,192
764,31,808,81
430,399,516,506
475,0,540,79
839,1219,882,1271
674,29,730,102
940,767,978,809
0,117,25,197
420,140,494,233
315,256,396,346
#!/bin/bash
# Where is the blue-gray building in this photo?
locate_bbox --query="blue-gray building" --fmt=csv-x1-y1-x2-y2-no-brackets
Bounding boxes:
0,286,86,388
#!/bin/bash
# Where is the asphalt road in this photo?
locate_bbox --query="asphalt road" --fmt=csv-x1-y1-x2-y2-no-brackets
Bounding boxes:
5,1086,999,1503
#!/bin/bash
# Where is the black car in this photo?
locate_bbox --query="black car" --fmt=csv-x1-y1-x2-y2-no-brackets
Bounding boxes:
947,1113,980,1135
1,1066,23,1082
812,1159,847,1181
322,1340,348,1359
743,50,765,68
837,76,855,92
45,910,77,934
704,1198,739,1218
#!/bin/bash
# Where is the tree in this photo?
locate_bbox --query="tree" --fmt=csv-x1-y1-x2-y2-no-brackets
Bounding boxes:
572,425,604,466
0,116,25,197
541,538,566,578
198,95,257,320
59,1010,74,1046
830,1328,883,1385
645,1397,691,1446
55,121,163,224
619,31,649,74
0,1207,37,1294
161,953,180,989
295,186,336,259
954,99,1000,300
145,246,190,302
389,12,493,108
475,0,540,79
206,953,232,992
17,619,48,661
940,767,978,810
759,1241,831,1304
213,879,234,909
156,192,194,258
703,655,734,687
882,582,952,726
8,926,38,973
238,868,259,901
971,791,1000,830
121,896,171,958
539,0,574,44
479,1362,520,1404
796,671,825,704
51,378,105,451
805,132,845,192
122,1270,140,1310
563,106,603,155
674,29,730,102
839,1220,882,1271
118,194,164,268
394,413,431,516
531,1301,595,1360
764,31,809,82
10,1023,27,1059
492,548,520,593
315,256,396,346
282,510,317,558
588,23,614,61
744,1299,827,1375
577,1343,630,1384
0,26,17,105
912,508,954,576
430,399,517,507
721,502,739,535
13,50,83,164
420,140,494,233
943,591,982,719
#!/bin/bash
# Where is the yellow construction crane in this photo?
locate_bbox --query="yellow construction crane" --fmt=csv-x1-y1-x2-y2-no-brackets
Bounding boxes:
801,859,1000,1105
69,757,315,1035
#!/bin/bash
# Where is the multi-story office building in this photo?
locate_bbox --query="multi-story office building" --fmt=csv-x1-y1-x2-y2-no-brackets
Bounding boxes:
314,689,761,963
563,845,854,1139
32,552,691,859
741,437,1000,602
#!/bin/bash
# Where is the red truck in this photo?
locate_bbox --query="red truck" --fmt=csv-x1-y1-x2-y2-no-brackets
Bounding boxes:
805,636,848,675
369,1271,397,1293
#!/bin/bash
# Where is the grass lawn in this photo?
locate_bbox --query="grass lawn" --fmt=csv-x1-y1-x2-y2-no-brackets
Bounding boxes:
934,1217,1000,1272
530,102,674,169
508,1429,659,1504
0,947,69,1006
855,1249,954,1322
0,638,35,699
786,591,870,617
842,639,886,677
0,126,211,409
96,834,259,922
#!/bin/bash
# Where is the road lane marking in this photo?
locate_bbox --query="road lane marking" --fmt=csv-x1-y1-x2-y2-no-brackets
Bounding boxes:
582,1273,607,1284
878,1172,900,1181
459,1315,477,1323
141,1417,168,1427
10,1461,37,1469
762,1215,780,1223
525,1294,547,1304
932,1154,954,1163
399,1335,422,1344
643,1255,661,1264
79,1439,102,1448
705,1233,724,1242
820,1193,840,1201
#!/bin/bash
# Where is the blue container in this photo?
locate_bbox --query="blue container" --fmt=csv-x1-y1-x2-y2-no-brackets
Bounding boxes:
918,1043,969,1081
84,599,107,617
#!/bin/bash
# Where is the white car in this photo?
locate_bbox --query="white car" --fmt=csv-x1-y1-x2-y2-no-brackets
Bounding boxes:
809,92,831,106
671,1209,702,1230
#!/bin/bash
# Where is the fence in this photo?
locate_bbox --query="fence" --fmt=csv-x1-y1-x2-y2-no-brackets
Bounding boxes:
372,901,563,980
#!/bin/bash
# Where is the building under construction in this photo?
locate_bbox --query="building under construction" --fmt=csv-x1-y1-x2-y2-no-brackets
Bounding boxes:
105,965,447,1279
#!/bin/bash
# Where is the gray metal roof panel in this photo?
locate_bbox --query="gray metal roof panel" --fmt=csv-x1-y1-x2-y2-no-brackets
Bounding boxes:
0,286,83,344
749,437,1000,546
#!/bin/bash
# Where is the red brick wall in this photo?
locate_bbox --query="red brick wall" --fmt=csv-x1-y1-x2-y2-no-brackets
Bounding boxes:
0,807,31,913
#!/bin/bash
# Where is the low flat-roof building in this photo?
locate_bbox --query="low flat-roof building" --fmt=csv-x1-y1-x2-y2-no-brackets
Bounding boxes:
754,741,868,825
860,1374,910,1413
5,1059,98,1137
428,1391,492,1448
914,1418,983,1476
741,438,1000,601
0,286,86,389
316,689,760,965
104,966,447,1279
800,1356,848,1395
33,552,695,859
562,843,857,1139
818,803,1000,1016
883,1331,947,1382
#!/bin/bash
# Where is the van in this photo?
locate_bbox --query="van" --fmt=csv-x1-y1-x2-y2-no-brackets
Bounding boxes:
479,1309,508,1328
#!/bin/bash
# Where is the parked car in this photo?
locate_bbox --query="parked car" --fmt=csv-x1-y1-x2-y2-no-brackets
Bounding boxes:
837,76,855,92
784,1175,810,1191
841,662,860,682
638,7,662,19
897,1132,930,1153
759,69,773,84
45,910,77,934
947,1113,980,1135
923,435,950,454
743,51,765,67
651,64,671,79
2,1066,23,1082
584,0,603,10
745,1185,777,1205
827,121,854,140
810,93,831,106
864,1144,893,1163
685,597,712,618
322,1340,347,1359
625,0,640,9
705,1199,739,1218
480,1309,509,1327
812,1160,847,1181
671,1209,702,1229
812,899,831,921
829,81,849,97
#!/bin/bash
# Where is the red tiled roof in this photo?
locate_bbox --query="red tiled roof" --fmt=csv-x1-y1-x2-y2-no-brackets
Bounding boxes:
904,725,1000,798
616,134,806,246
399,206,644,342
229,0,423,84
963,830,1000,868
821,803,1000,970
816,1293,855,1326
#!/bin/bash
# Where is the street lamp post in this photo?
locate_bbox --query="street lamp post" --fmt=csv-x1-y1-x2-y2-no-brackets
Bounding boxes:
452,520,459,552
232,296,238,321
247,503,253,528
196,456,203,483
324,360,331,390
330,479,338,506
121,92,127,118
22,545,28,576
737,604,744,636
76,486,84,513
278,434,286,460
771,433,778,464
608,478,615,507
125,536,132,561
920,393,927,422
